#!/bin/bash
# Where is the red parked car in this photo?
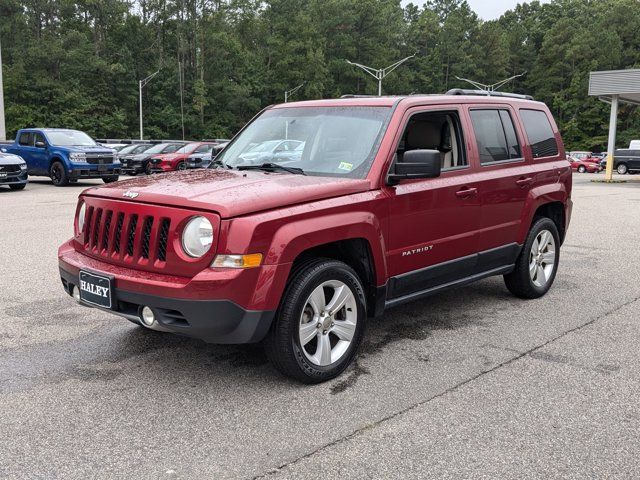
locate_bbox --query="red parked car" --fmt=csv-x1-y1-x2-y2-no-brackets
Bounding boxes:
148,141,217,173
568,156,601,173
59,92,572,383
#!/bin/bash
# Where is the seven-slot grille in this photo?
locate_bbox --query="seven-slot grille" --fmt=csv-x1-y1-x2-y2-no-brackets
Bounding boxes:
83,206,170,265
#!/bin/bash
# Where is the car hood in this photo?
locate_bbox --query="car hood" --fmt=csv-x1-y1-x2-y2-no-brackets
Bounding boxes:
0,153,25,165
83,169,372,218
64,145,115,154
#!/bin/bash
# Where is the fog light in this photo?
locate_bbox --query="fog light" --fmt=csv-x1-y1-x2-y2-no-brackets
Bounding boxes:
141,306,156,326
72,285,81,303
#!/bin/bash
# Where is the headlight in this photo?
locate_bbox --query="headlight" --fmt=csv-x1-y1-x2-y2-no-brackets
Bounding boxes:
20,163,27,170
77,202,86,234
70,153,86,161
181,216,213,258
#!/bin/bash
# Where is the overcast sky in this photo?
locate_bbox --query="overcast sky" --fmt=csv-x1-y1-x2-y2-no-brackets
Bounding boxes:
402,0,550,20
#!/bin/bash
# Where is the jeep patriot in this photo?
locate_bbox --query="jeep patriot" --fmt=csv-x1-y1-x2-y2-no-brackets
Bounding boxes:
58,92,572,383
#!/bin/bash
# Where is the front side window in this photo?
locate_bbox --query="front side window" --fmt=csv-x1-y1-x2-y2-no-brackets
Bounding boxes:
34,133,46,147
520,109,559,158
470,109,522,164
216,106,392,178
397,110,467,170
47,130,97,147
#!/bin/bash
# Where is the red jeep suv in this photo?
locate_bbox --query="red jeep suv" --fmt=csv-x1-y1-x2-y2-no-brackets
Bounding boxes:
59,92,572,383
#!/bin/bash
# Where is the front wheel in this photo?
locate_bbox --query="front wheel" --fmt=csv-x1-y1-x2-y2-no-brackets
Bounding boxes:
578,165,586,173
176,162,186,171
504,217,560,299
102,175,119,184
617,163,628,175
50,161,69,186
264,259,366,383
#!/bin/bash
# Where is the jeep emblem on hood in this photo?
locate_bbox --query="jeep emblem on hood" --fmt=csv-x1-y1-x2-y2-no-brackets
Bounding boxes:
123,191,139,199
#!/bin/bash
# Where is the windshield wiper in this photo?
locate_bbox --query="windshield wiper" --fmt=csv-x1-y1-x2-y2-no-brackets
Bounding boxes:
237,163,305,175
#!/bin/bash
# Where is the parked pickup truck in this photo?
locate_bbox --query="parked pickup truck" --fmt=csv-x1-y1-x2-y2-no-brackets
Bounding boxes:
612,148,640,174
59,92,572,383
2,128,120,186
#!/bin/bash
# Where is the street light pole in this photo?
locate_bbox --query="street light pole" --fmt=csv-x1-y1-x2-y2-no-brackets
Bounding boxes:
284,82,305,103
139,70,159,140
346,54,416,96
0,34,6,141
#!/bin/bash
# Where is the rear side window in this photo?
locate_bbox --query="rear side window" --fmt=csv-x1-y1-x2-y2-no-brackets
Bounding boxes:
469,109,522,164
520,109,559,158
18,132,33,146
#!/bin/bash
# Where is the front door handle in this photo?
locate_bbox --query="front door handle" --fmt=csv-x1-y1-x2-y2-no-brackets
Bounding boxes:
516,177,534,187
455,187,478,199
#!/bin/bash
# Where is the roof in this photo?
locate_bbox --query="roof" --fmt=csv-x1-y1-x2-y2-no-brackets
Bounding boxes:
589,69,640,105
272,94,545,109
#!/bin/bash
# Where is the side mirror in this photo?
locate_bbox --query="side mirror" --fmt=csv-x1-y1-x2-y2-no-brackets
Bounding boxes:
387,149,441,185
35,140,46,148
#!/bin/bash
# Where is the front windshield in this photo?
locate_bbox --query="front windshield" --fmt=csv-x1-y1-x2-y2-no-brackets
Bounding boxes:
133,144,152,153
118,144,140,154
216,106,392,178
47,130,97,147
145,143,176,154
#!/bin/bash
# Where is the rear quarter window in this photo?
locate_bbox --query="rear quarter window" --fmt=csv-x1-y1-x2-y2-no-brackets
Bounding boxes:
520,109,559,158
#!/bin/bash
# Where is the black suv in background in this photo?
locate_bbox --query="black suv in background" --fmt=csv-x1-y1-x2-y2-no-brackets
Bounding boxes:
0,152,28,190
613,149,640,174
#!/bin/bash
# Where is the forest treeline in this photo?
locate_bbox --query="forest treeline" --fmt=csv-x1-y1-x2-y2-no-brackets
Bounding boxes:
1,0,639,149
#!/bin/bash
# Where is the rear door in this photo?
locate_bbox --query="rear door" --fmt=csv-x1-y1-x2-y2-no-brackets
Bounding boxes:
467,106,531,267
385,105,481,300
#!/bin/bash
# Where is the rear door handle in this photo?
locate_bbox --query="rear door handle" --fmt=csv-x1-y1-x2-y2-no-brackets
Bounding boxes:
455,187,478,198
516,177,533,187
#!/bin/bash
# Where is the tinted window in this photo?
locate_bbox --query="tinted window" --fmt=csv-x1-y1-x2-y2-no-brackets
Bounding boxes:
19,132,33,146
470,110,521,164
520,109,559,158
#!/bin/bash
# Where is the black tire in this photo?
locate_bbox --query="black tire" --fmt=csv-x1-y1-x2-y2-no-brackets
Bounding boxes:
263,258,367,383
617,163,628,175
102,175,119,184
504,217,560,299
50,161,69,186
145,162,152,175
577,165,586,173
9,183,26,190
176,161,186,171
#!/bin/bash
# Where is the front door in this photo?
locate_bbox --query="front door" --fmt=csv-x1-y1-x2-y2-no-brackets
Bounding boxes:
385,107,481,300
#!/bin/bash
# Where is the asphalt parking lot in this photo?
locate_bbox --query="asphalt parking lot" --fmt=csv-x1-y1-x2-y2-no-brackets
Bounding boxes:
1,173,639,479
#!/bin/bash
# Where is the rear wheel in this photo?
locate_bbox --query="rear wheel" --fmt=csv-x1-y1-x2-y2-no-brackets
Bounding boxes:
9,183,26,191
617,163,628,175
504,217,560,299
264,259,366,383
50,161,69,186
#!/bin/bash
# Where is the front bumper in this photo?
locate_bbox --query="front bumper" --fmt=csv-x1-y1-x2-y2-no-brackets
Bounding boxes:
60,267,274,343
122,163,146,174
57,242,284,344
68,166,121,179
0,170,28,185
149,163,174,173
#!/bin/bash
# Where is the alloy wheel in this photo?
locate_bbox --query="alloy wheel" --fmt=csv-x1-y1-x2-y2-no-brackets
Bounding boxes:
298,280,357,367
529,229,556,288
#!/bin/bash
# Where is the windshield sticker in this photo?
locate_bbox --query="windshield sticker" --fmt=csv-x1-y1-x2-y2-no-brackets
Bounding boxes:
338,162,354,171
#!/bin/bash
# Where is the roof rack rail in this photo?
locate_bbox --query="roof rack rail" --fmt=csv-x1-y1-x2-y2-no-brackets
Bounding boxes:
340,94,380,99
445,89,534,101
